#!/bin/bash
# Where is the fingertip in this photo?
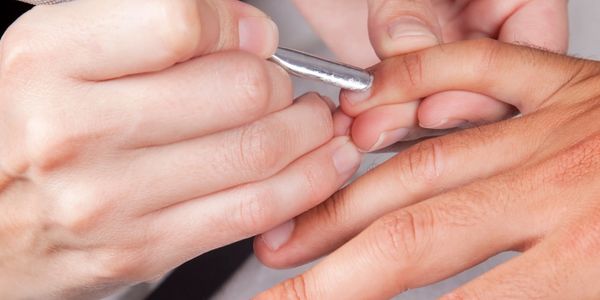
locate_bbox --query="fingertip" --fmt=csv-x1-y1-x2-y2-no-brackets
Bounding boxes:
367,0,441,60
253,236,294,269
350,118,378,152
343,86,373,105
238,16,279,58
350,103,419,151
253,223,317,270
231,0,279,57
339,89,372,117
375,16,440,58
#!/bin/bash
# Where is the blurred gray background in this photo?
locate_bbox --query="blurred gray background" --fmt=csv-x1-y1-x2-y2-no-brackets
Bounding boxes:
213,1,600,299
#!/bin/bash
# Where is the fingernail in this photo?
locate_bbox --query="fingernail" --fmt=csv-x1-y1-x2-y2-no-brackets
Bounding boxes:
368,128,410,152
421,118,467,129
342,88,372,106
388,16,438,44
239,16,279,57
261,220,295,251
332,139,361,175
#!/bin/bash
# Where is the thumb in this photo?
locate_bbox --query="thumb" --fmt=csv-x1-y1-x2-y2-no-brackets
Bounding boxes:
367,0,442,59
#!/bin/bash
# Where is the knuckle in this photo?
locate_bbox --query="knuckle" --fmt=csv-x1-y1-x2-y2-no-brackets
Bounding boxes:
392,138,444,194
234,187,272,234
298,161,324,202
561,212,600,259
474,38,504,77
315,189,351,225
440,184,502,227
93,248,148,282
278,275,310,300
0,6,57,78
371,209,432,265
23,115,82,172
545,133,600,187
399,51,424,88
228,56,271,118
154,0,202,61
236,119,286,176
0,27,41,79
50,184,111,235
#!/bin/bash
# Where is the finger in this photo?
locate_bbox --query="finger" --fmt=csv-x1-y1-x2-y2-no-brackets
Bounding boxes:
493,0,569,53
349,102,419,151
254,113,555,268
333,109,353,137
340,39,595,116
444,135,600,300
19,0,277,80
114,93,334,214
367,0,441,59
256,150,596,300
410,0,565,134
292,0,378,68
418,91,517,129
445,216,600,300
361,0,443,151
96,52,292,147
142,136,361,275
350,102,465,151
348,94,515,152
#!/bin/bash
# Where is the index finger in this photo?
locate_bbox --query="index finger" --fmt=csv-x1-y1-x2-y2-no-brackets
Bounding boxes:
340,39,594,116
6,0,278,80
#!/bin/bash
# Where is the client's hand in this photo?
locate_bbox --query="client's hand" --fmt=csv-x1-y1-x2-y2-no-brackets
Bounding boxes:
294,0,568,149
0,1,361,298
256,39,600,299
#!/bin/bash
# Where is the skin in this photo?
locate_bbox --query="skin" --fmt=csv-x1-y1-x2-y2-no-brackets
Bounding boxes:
0,0,362,298
293,0,568,149
255,39,600,299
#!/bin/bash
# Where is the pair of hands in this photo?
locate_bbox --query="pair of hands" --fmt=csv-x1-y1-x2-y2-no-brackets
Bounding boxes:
254,1,600,299
0,0,585,299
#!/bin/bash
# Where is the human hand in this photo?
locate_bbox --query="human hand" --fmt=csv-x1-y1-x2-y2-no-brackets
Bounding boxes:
0,1,361,298
255,39,600,299
294,0,568,149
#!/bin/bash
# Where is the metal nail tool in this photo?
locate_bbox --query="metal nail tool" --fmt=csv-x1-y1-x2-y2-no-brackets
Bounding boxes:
270,47,373,92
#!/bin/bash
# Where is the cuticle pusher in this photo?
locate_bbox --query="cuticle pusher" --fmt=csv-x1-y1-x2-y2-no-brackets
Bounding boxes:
269,47,373,92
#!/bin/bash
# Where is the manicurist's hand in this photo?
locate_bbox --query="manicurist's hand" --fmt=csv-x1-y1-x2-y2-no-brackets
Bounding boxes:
256,39,600,299
0,0,361,298
294,0,568,149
